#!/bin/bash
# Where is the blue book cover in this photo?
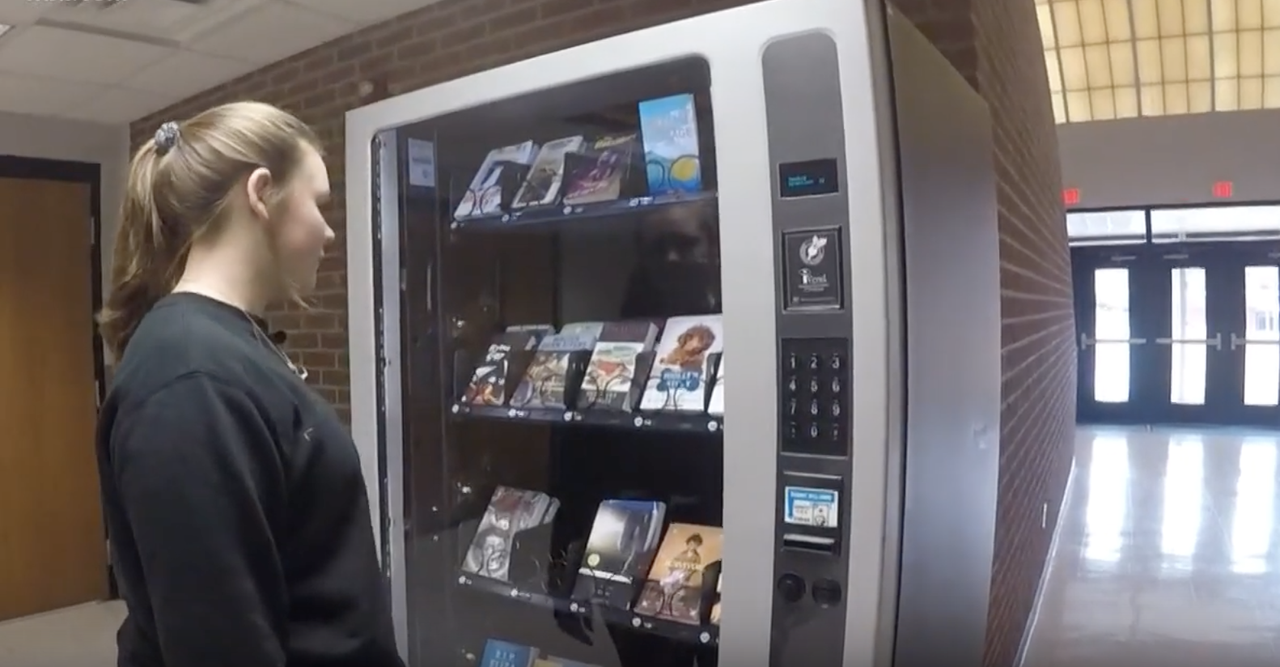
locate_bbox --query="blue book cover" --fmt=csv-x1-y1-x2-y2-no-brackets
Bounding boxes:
638,93,702,195
479,639,536,667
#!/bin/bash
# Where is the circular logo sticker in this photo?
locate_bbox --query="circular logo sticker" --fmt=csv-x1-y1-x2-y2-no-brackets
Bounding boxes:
799,234,827,266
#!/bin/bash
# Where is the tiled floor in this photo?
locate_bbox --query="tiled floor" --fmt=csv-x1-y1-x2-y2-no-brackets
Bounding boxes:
1022,425,1280,667
0,601,123,667
5,425,1280,666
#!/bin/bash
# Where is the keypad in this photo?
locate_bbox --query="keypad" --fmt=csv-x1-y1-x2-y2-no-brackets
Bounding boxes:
779,338,851,456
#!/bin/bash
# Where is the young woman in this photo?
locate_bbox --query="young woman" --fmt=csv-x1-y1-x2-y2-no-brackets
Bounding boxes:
96,102,403,667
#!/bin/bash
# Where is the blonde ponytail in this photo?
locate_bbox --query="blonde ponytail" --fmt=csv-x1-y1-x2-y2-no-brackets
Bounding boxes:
98,140,191,362
97,103,320,362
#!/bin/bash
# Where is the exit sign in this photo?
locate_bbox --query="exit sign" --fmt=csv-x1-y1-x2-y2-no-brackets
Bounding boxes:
1213,181,1234,198
1062,187,1080,206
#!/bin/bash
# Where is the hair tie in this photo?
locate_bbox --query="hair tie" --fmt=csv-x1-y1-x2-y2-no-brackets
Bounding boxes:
154,121,180,155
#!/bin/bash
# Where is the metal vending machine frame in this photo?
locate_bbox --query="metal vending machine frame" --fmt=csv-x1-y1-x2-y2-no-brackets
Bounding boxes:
344,1,1001,666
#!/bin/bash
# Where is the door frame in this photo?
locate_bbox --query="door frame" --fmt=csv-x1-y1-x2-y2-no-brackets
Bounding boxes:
1143,243,1237,425
1213,241,1280,427
1072,244,1161,424
0,153,111,597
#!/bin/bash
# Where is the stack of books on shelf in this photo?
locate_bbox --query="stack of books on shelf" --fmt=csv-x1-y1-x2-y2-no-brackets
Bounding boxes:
450,92,707,228
453,314,726,429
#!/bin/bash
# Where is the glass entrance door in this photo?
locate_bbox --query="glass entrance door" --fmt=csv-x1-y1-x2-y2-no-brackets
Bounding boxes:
1218,245,1280,425
1073,242,1280,426
1146,247,1234,423
1073,247,1150,422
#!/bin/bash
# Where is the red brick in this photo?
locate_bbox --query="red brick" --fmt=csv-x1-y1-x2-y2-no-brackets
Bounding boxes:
128,3,1072,664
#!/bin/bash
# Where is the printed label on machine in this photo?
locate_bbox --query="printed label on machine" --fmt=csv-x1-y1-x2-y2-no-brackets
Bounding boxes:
783,486,839,528
781,228,843,311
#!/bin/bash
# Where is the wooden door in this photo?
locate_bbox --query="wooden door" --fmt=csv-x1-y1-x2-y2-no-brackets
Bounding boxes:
0,177,107,621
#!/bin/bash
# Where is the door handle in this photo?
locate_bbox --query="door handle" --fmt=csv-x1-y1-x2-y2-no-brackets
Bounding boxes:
1079,333,1148,349
1153,332,1223,350
1228,333,1280,350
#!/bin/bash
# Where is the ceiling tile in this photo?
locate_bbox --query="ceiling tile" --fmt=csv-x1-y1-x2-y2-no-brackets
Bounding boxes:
0,1,53,25
187,3,354,63
0,72,103,117
57,87,173,124
123,50,258,99
0,25,173,85
39,0,268,44
284,0,437,24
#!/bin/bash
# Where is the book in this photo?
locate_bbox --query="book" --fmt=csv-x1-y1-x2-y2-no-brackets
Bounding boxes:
462,487,558,582
562,133,638,205
479,639,537,667
574,499,667,607
710,572,722,624
634,522,723,624
577,321,660,411
707,354,724,416
505,323,556,337
639,315,723,412
510,330,599,409
638,93,702,196
559,321,606,338
541,659,602,667
512,135,585,208
454,141,538,220
462,331,540,406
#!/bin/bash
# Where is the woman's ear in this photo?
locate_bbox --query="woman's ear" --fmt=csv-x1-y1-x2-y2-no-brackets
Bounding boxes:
244,167,274,221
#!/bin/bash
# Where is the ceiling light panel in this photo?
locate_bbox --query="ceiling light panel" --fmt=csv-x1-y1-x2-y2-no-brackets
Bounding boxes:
1038,0,1280,123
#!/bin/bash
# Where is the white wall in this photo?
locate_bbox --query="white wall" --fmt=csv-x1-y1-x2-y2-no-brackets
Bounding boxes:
0,111,130,304
1058,110,1280,210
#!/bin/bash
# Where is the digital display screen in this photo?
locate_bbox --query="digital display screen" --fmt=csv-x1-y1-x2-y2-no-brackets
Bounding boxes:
778,158,839,198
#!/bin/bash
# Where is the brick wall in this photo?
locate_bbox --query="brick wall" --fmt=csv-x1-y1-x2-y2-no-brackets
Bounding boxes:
128,1,1074,664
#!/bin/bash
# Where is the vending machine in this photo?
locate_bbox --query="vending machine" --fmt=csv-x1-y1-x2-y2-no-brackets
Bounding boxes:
344,1,1001,666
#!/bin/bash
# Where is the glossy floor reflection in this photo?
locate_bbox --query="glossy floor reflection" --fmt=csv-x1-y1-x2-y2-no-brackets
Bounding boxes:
1023,425,1280,667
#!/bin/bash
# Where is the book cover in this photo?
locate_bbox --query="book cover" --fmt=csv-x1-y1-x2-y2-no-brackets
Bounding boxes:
634,523,724,624
577,321,659,411
463,331,539,406
510,331,599,409
543,659,602,667
559,321,606,338
577,500,667,588
513,135,585,208
454,141,537,220
461,487,557,582
506,323,556,337
638,93,702,196
639,315,723,412
707,354,724,416
562,133,637,206
710,572,722,625
479,639,537,667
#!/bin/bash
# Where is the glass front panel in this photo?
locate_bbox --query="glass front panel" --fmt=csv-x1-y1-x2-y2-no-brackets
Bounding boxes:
1243,266,1280,407
390,59,725,667
1093,267,1131,403
1169,267,1207,405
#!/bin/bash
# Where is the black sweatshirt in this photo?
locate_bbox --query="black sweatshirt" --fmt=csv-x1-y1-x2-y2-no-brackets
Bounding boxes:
96,293,403,667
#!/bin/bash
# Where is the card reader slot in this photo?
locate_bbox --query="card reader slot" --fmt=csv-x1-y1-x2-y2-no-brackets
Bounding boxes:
782,532,837,554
